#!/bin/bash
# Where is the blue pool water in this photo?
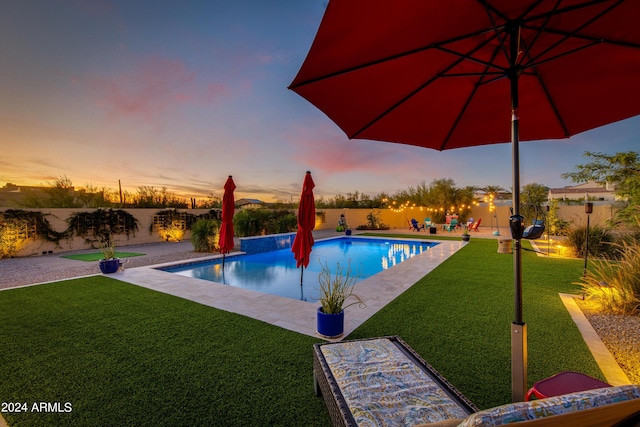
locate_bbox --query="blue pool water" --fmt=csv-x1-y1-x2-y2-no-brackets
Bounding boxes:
160,237,437,302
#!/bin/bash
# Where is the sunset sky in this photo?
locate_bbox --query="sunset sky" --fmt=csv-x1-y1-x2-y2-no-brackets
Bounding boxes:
2,0,639,202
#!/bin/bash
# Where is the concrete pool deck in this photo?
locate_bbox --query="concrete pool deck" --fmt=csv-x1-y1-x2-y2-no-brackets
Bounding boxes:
113,235,466,341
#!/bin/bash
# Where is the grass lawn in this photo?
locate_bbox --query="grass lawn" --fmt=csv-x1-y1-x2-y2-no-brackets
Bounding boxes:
60,252,145,262
0,237,603,426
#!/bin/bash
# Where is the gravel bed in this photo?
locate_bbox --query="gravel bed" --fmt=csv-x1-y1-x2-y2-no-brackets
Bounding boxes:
0,244,215,289
576,299,640,384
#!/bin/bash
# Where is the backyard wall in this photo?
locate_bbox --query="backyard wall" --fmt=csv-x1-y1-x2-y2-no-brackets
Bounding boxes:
315,204,617,232
1,208,214,256
2,204,618,256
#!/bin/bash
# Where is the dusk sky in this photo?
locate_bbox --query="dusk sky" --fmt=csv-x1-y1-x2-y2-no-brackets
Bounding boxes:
2,0,639,202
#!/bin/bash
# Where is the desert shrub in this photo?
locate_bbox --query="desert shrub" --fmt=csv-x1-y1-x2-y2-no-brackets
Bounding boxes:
234,209,270,237
272,211,298,234
578,238,640,314
566,224,617,259
158,221,185,242
67,209,139,242
0,214,28,258
190,219,221,252
356,210,390,230
546,199,571,236
233,209,297,237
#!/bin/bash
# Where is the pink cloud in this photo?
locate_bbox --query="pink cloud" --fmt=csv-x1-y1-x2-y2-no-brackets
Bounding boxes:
288,121,419,174
90,56,229,121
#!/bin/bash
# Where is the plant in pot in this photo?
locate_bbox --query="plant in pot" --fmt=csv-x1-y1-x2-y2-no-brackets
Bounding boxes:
316,262,366,338
336,214,348,233
462,230,470,242
99,238,120,274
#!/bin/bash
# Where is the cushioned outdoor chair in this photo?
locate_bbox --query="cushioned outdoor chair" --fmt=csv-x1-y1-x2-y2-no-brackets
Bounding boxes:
424,217,432,227
523,219,545,240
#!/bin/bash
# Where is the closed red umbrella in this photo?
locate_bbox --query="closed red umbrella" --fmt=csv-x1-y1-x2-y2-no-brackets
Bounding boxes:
291,171,316,285
290,1,640,401
218,175,236,258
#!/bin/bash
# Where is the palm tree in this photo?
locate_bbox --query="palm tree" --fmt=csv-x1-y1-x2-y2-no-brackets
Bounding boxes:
481,185,507,199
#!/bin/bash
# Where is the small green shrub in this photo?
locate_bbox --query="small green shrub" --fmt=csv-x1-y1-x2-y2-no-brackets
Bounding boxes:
190,219,221,252
99,238,116,260
578,238,640,314
566,224,617,259
546,199,571,236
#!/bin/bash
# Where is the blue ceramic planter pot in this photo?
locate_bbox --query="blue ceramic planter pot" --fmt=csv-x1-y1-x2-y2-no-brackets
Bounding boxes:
99,258,120,274
317,307,344,338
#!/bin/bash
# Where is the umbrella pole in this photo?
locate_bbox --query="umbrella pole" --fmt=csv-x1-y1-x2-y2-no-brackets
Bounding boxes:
509,23,527,403
222,253,226,284
300,266,304,287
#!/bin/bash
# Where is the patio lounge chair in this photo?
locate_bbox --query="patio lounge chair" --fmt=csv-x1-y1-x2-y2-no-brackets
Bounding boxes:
411,218,425,231
313,336,640,427
313,336,477,426
468,218,482,232
443,218,458,232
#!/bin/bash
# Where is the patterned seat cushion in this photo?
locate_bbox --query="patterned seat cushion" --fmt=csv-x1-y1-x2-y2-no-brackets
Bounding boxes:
321,338,471,426
458,385,640,426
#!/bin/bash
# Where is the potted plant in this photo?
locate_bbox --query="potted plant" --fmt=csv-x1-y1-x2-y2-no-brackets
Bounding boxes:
99,238,120,274
462,230,470,242
316,262,366,338
336,214,348,233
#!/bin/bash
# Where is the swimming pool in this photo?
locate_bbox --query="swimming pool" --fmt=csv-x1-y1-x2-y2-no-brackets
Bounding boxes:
159,236,438,302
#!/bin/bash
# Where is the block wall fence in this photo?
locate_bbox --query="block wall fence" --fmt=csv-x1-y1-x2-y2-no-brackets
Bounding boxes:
1,205,617,256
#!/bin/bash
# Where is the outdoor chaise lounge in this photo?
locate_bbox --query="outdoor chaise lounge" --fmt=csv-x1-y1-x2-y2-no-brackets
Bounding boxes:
313,336,640,426
411,218,425,232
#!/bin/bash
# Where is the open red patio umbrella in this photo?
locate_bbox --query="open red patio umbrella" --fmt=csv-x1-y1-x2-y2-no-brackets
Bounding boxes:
218,175,236,272
289,0,640,401
291,171,316,286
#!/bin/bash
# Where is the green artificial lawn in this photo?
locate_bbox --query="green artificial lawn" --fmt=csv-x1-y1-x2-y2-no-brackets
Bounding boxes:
60,252,145,262
0,236,603,425
351,236,603,408
0,277,329,426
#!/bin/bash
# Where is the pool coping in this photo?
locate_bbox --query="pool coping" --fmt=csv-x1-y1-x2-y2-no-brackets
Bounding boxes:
113,236,466,341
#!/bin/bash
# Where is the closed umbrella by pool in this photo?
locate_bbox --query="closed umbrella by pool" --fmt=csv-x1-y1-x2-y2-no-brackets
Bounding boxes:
292,171,316,287
289,0,640,401
218,175,236,275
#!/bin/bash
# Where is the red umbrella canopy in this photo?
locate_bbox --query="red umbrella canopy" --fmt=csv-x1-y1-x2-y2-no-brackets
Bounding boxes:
289,0,640,150
291,171,316,269
218,175,236,255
